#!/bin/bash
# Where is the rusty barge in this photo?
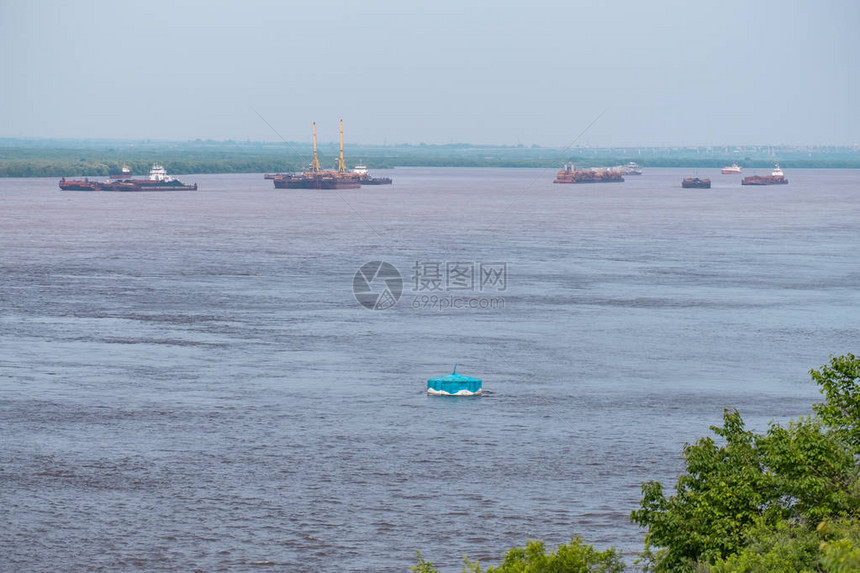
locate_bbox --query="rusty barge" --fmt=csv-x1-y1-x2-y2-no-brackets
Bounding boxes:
742,164,788,186
682,177,711,189
553,163,625,184
59,164,197,191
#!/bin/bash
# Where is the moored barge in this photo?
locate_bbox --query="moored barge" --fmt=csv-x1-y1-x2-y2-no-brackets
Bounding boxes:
742,164,788,186
60,164,197,191
58,178,100,191
682,177,711,189
553,163,624,184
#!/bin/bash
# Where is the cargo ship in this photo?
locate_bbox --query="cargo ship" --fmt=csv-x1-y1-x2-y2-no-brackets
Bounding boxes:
682,177,711,189
553,163,624,184
742,164,788,186
721,162,742,174
274,121,361,190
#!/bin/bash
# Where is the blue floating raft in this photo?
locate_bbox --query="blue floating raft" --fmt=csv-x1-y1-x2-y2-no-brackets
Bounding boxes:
427,364,482,396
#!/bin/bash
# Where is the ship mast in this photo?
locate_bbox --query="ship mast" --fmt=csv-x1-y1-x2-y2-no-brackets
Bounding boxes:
337,119,346,173
310,122,321,173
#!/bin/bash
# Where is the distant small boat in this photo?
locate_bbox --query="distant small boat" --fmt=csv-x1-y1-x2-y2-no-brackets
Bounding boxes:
721,162,742,174
427,365,482,396
108,164,132,179
682,177,711,189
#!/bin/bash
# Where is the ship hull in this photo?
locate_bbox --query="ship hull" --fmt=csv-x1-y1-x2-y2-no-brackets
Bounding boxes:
682,178,711,189
100,182,198,191
59,179,99,191
361,177,392,185
742,176,788,186
554,174,625,184
554,179,625,184
274,173,361,189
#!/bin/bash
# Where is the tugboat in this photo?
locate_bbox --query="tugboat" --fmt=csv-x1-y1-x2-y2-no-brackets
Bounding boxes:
682,177,711,189
742,164,788,186
553,163,624,184
427,365,482,396
274,120,362,190
721,162,742,174
611,161,642,175
353,164,393,185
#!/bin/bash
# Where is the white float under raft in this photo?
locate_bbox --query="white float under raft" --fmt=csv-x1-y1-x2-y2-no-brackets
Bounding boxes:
427,365,482,396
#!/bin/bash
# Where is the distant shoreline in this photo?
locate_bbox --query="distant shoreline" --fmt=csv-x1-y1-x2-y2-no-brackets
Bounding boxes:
2,138,858,177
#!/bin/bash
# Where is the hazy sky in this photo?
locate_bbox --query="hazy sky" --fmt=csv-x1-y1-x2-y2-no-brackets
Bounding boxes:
1,0,857,146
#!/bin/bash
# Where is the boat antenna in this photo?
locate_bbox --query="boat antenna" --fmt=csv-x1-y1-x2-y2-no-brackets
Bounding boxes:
453,363,457,374
310,122,321,173
337,119,346,173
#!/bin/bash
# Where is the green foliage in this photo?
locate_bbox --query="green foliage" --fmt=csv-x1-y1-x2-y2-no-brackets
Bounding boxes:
818,520,860,573
632,355,860,572
709,518,821,573
631,409,772,571
708,519,860,573
758,417,859,523
473,538,624,573
411,551,439,573
413,538,623,573
812,354,860,452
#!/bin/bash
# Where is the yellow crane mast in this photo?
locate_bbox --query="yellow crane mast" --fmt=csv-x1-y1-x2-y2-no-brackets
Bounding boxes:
310,122,321,173
337,119,347,173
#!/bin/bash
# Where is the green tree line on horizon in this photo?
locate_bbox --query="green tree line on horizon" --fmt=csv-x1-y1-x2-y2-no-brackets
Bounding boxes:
2,142,859,177
412,354,860,572
4,157,860,178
